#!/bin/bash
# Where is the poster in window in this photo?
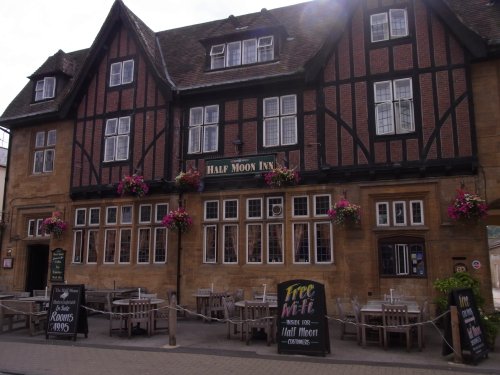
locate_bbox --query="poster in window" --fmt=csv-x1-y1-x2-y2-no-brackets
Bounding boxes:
2,257,13,269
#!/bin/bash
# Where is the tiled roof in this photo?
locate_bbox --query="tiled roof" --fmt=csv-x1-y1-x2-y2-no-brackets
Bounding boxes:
442,0,500,46
156,0,352,91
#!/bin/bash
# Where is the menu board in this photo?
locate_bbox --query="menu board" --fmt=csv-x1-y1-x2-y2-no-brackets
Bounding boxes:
46,284,88,340
277,279,330,356
443,288,489,364
50,248,65,282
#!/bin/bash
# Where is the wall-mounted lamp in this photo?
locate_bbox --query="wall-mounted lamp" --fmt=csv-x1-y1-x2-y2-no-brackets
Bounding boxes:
232,139,243,153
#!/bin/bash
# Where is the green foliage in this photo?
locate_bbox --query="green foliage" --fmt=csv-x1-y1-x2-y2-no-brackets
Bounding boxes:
433,272,483,312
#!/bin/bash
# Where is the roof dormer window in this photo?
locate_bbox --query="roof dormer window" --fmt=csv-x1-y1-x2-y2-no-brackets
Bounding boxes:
34,77,56,102
109,59,134,87
209,35,274,70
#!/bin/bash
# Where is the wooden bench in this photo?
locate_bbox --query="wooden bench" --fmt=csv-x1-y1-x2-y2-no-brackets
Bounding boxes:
0,300,48,335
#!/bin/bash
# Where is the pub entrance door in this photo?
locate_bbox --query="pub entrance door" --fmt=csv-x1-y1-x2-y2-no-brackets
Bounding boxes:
25,244,49,293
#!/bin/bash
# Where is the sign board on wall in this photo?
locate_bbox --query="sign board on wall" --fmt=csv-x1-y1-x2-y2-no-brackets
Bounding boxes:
50,248,65,282
277,279,330,356
205,155,275,177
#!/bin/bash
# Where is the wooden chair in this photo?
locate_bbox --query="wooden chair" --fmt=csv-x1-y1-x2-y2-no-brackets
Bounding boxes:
152,296,169,334
222,296,244,340
206,292,227,322
263,294,277,303
32,289,50,297
233,288,245,302
109,302,126,336
336,297,357,340
382,304,411,351
244,301,275,346
352,300,382,346
127,299,152,338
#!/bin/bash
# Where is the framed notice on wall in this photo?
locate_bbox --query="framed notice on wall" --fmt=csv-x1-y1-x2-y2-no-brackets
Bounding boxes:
50,248,65,282
2,257,13,269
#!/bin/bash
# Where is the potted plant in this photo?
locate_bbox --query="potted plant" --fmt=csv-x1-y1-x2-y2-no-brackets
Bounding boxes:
161,207,193,233
40,211,68,238
447,189,488,223
327,198,361,226
175,169,201,191
264,164,300,188
117,174,149,198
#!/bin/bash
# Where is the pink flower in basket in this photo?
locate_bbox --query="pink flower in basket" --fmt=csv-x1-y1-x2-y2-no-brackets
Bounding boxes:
162,207,193,233
175,169,201,191
41,211,68,238
327,198,361,226
117,174,149,197
264,164,300,188
447,189,488,222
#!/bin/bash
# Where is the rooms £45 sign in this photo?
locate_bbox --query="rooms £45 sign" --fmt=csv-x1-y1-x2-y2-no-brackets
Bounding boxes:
277,280,330,356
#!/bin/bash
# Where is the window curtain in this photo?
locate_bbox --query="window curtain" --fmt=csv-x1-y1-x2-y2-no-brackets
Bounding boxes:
293,224,305,260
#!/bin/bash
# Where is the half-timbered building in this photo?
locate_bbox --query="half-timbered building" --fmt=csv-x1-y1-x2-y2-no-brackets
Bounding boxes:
1,0,499,313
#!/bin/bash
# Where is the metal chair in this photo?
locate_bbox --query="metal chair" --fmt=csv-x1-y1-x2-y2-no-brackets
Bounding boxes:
382,304,411,351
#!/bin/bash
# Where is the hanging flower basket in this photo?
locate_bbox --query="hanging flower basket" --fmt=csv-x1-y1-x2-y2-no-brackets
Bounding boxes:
175,169,201,191
327,198,361,226
162,207,193,233
447,189,488,223
41,211,68,238
264,164,300,188
117,174,149,198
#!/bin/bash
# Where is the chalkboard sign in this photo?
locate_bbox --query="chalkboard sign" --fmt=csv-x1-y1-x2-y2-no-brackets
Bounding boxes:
50,248,65,282
46,284,88,340
277,279,330,356
443,288,489,364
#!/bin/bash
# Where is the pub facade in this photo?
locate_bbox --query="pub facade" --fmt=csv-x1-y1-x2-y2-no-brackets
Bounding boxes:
1,0,499,313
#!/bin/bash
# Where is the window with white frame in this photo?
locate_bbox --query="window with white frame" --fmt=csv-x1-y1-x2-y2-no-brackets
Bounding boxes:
27,218,48,238
28,219,36,237
247,198,262,219
370,9,408,42
36,218,46,237
121,206,133,224
379,236,425,277
104,116,130,162
34,77,56,101
188,105,219,154
75,208,86,226
204,200,219,220
374,78,414,135
293,196,308,217
106,207,118,225
73,230,83,263
137,228,151,263
33,130,56,174
223,200,238,220
223,225,238,263
263,95,297,147
314,222,333,263
314,195,331,217
376,200,424,227
87,230,98,263
210,35,274,70
247,223,262,263
119,228,132,263
267,223,283,263
109,59,134,87
89,208,100,226
267,197,284,219
139,205,152,224
155,203,168,223
154,227,167,263
104,229,116,263
293,223,309,263
204,225,217,263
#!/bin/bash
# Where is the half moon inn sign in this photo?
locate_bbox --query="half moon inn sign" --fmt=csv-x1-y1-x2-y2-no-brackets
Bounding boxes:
205,155,275,177
277,279,330,356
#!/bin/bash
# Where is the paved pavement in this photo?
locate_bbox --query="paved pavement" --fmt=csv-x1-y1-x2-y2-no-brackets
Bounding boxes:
0,310,499,375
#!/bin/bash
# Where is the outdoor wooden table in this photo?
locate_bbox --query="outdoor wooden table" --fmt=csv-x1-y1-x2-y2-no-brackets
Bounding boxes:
0,294,14,300
18,296,50,310
360,301,421,348
234,300,278,342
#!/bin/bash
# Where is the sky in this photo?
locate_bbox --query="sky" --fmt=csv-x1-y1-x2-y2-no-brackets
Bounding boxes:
0,0,308,120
